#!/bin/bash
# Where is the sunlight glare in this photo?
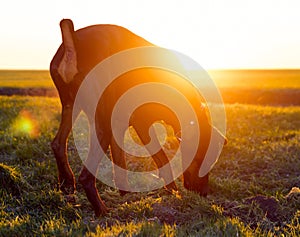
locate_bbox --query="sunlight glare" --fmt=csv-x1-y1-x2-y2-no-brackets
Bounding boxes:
12,110,39,138
1,0,300,69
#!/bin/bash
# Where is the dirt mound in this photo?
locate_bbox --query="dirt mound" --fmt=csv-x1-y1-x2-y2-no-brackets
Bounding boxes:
245,195,279,221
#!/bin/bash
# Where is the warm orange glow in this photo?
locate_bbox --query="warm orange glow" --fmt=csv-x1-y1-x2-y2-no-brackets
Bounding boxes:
12,110,40,138
206,69,300,105
1,1,300,69
208,69,300,89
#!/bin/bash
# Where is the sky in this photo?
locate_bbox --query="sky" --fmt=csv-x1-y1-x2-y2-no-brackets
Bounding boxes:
1,0,300,70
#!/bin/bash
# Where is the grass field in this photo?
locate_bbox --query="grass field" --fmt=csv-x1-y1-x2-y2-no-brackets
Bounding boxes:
208,69,300,89
1,69,299,105
0,71,54,88
1,69,300,89
0,70,300,236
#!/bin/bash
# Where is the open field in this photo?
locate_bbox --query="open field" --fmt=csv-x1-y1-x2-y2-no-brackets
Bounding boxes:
1,69,299,89
208,69,300,89
0,70,299,235
0,94,299,236
209,70,300,106
0,70,300,105
0,71,54,88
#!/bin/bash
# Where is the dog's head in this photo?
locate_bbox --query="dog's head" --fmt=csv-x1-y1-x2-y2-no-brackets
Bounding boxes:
183,125,227,195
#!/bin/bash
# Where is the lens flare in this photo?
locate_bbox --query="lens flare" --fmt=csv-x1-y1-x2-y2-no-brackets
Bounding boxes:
73,46,226,192
12,110,39,138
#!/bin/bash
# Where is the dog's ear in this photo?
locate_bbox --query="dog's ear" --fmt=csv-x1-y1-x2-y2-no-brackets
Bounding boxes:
58,19,78,83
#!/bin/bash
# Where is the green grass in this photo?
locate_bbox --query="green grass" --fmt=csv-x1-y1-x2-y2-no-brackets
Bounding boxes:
0,96,299,236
